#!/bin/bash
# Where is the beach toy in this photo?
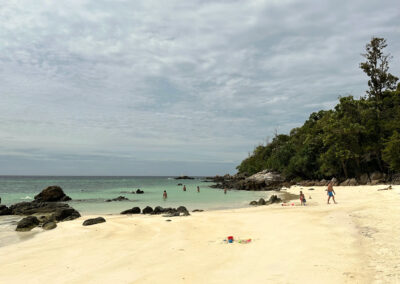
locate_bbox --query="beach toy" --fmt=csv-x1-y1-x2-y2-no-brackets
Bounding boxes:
238,239,252,244
227,236,234,243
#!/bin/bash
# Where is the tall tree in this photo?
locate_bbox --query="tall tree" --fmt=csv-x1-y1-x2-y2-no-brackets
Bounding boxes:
360,37,398,105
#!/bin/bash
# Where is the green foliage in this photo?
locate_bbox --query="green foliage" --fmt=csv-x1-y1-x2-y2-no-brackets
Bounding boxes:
383,131,400,172
237,38,400,179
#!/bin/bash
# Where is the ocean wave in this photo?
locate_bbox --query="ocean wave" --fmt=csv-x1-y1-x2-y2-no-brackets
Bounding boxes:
21,196,32,200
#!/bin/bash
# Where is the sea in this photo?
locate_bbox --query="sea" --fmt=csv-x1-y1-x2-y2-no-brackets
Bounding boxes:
0,176,272,246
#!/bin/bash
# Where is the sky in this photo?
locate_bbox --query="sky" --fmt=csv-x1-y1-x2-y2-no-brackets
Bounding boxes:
0,0,399,176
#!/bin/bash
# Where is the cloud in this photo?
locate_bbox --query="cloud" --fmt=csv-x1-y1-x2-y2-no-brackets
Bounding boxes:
0,0,399,175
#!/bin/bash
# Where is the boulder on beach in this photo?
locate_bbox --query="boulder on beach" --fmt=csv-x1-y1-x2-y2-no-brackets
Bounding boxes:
266,195,282,204
120,207,141,214
83,217,106,226
258,198,266,205
52,208,81,222
249,201,258,205
42,221,57,230
34,186,71,202
136,189,144,194
16,216,40,232
0,205,12,216
142,206,153,214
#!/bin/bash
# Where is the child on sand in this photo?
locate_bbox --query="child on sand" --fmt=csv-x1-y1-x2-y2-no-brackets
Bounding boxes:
326,181,337,204
299,191,306,206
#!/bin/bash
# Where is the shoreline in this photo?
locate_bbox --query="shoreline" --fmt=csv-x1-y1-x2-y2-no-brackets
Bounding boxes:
0,185,399,283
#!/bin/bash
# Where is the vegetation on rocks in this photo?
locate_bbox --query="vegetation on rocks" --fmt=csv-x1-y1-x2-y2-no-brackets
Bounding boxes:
237,37,400,180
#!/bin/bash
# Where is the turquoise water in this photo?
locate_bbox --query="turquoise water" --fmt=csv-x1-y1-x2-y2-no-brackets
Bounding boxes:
0,176,271,214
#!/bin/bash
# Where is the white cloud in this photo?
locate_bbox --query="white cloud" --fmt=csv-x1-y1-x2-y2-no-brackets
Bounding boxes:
0,0,399,175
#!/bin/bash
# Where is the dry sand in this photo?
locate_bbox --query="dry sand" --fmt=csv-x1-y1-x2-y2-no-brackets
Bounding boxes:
0,185,399,284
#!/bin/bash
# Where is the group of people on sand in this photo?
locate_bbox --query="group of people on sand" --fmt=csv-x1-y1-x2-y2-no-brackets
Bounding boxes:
299,180,337,206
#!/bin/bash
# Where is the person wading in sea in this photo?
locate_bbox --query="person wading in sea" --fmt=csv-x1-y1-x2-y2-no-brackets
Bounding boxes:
183,185,186,192
163,190,167,200
197,186,200,193
326,181,337,204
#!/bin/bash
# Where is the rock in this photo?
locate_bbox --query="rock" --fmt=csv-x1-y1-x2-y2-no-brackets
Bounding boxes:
153,206,165,214
370,171,384,181
9,201,70,215
348,178,358,186
16,216,39,232
166,219,172,222
163,212,180,217
331,178,339,186
249,201,258,206
83,217,106,226
258,198,266,205
120,207,141,214
136,189,144,194
105,196,129,202
177,183,183,186
42,221,57,230
177,206,190,216
391,173,400,185
308,188,315,191
192,209,204,212
0,205,12,215
142,206,153,214
34,186,71,202
174,176,194,180
358,173,370,185
266,195,282,205
52,208,81,222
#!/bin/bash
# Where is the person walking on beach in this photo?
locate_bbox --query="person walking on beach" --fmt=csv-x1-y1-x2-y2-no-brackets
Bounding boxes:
299,191,306,206
183,185,186,192
326,181,337,204
197,186,200,193
163,190,167,200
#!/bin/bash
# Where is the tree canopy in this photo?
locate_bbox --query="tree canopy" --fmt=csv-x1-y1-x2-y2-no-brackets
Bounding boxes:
237,37,400,179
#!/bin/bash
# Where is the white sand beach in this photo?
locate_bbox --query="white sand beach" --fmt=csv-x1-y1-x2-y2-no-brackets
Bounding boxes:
0,185,399,284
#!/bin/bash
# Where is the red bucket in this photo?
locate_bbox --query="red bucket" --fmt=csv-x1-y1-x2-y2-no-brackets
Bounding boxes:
227,236,234,243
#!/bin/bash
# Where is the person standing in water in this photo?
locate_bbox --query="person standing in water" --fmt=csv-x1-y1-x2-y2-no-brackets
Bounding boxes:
197,186,200,193
224,188,227,194
183,185,186,192
326,181,337,204
163,190,167,200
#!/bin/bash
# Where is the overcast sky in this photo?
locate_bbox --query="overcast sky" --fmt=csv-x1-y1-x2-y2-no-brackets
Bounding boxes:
0,0,399,176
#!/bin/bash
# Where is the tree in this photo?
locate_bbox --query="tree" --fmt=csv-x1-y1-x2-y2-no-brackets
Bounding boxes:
360,37,398,105
382,131,400,172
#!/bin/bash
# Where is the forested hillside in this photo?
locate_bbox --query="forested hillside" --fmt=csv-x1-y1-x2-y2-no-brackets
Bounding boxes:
237,38,400,180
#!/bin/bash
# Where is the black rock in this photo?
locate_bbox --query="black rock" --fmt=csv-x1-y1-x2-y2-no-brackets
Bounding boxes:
308,188,315,191
16,216,40,232
83,217,106,226
153,206,165,214
42,221,57,230
105,196,129,202
177,206,190,216
52,208,81,222
136,189,144,194
121,207,141,214
9,201,70,215
266,195,282,204
34,185,71,202
0,205,12,215
174,176,194,180
258,198,266,205
177,183,183,186
142,206,153,214
192,209,204,212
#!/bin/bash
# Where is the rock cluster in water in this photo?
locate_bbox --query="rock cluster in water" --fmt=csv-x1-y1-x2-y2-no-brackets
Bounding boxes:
1,185,81,232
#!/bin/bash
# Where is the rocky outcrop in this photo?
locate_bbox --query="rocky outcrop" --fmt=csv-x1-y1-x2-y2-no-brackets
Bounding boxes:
9,201,70,215
369,172,386,185
358,173,370,185
340,178,358,186
83,217,106,226
0,205,12,215
105,196,129,202
16,216,40,232
174,176,194,180
34,186,71,202
121,207,141,214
